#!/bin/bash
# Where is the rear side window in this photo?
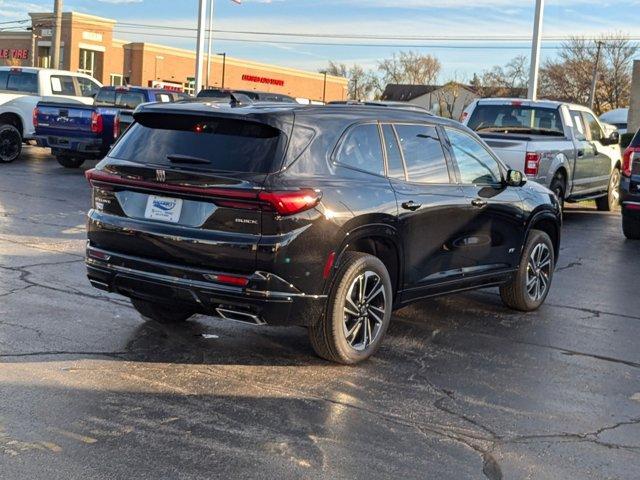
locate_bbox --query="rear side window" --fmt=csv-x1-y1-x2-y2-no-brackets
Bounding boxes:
570,110,587,140
5,72,37,93
110,115,283,174
50,75,76,95
395,124,450,184
335,124,385,176
382,124,405,180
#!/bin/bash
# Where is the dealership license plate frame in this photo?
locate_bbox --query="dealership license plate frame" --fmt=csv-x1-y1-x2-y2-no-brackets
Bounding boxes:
144,195,183,223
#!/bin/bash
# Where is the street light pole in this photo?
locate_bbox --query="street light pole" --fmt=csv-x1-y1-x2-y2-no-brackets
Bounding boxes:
217,52,226,89
527,0,545,100
194,0,207,95
588,41,603,110
51,0,63,70
206,0,214,88
322,71,327,103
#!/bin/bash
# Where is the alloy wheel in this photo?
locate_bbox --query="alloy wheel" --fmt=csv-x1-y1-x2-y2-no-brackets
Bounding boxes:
0,129,20,162
610,169,621,207
526,243,552,302
342,271,387,351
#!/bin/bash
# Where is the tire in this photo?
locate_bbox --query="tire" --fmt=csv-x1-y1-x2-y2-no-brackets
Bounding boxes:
0,124,22,163
596,168,621,211
622,212,640,240
56,155,85,169
549,173,566,213
130,298,194,324
308,251,393,364
500,229,555,312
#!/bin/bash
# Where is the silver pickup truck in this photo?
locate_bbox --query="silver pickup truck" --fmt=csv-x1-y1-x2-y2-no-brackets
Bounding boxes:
462,98,622,211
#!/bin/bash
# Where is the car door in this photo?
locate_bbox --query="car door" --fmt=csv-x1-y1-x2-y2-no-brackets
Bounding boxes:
581,111,614,190
442,127,526,274
382,122,470,301
568,109,597,194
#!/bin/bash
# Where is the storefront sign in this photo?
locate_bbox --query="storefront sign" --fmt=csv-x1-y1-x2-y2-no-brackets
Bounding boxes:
241,74,285,87
82,31,103,42
149,80,184,92
0,49,29,60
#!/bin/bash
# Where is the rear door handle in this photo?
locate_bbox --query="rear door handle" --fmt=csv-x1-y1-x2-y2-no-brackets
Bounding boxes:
471,198,488,208
401,201,422,211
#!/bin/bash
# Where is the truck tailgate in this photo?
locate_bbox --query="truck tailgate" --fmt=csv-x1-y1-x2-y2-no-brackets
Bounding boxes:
35,102,96,136
479,135,527,171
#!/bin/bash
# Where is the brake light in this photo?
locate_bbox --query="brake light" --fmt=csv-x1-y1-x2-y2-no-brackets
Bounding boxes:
113,115,120,139
525,152,541,176
32,107,39,128
91,111,103,134
258,189,322,216
622,147,640,177
209,274,249,287
460,111,468,122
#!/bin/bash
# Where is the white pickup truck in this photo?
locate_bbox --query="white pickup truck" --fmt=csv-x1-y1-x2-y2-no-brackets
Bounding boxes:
0,67,102,163
462,98,622,211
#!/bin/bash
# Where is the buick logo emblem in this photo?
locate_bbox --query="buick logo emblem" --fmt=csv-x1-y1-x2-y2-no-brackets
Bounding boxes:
155,169,166,182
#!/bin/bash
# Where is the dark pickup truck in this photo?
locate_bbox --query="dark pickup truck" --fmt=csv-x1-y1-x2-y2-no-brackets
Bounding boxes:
34,86,179,168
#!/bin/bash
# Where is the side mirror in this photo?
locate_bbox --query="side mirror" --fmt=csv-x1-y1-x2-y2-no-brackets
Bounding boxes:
506,169,527,187
601,131,620,146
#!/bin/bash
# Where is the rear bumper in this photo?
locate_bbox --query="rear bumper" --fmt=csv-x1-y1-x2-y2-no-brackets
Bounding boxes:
620,175,640,215
35,135,103,157
86,245,326,327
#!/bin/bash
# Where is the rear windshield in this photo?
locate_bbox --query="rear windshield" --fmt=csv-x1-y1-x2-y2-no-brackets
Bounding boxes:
468,104,564,136
0,70,38,94
109,115,283,173
96,89,147,109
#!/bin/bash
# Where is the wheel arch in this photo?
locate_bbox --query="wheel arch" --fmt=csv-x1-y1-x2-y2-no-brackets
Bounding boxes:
0,112,24,137
526,211,561,263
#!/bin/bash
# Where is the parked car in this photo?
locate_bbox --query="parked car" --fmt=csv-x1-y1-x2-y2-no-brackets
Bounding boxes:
197,88,297,103
600,107,628,134
34,86,177,168
85,102,561,364
620,129,640,239
0,66,101,163
462,99,622,211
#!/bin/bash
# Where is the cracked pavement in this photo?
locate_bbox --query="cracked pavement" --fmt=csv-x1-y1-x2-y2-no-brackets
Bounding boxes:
1,147,639,479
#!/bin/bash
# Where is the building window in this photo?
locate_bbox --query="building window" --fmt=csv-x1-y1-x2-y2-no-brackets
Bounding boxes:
183,80,195,96
37,46,50,68
110,74,124,86
78,49,96,77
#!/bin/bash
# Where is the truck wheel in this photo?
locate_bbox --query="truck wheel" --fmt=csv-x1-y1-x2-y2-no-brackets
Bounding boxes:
500,229,555,312
0,124,22,163
622,212,640,240
308,252,392,364
130,298,194,324
549,174,565,213
56,156,85,169
596,168,621,211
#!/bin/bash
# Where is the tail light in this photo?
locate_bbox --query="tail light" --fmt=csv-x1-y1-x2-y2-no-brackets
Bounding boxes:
91,111,103,134
525,152,541,176
459,111,468,122
32,107,39,128
207,274,249,287
622,147,640,177
113,115,120,139
258,190,322,216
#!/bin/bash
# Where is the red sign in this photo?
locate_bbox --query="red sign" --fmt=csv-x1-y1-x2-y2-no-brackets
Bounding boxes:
148,80,184,92
0,49,29,60
241,74,284,87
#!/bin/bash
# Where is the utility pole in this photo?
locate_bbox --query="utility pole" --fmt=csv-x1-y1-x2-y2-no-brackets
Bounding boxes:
218,52,226,88
194,0,207,95
589,41,603,110
51,0,63,70
322,71,327,103
206,0,214,88
527,0,544,100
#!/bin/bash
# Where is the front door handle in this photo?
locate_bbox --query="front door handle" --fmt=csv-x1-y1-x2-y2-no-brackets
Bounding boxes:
471,198,488,208
577,149,585,157
401,201,422,211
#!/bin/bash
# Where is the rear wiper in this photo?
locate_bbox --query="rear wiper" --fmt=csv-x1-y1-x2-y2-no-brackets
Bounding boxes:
166,154,211,165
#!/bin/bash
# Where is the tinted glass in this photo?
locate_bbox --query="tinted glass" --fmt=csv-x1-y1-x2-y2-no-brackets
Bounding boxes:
336,124,384,176
77,77,100,97
95,89,116,105
95,90,146,109
395,124,449,183
50,75,76,95
109,116,283,174
468,104,563,135
0,71,8,90
582,112,604,142
446,128,502,184
570,110,587,140
382,124,405,179
6,72,37,93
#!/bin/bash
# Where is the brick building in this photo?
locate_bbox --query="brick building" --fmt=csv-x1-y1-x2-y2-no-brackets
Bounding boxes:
0,11,348,102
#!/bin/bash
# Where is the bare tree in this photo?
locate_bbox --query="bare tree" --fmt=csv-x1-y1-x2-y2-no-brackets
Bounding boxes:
323,61,348,79
472,55,528,98
539,34,638,114
378,51,441,86
322,61,379,100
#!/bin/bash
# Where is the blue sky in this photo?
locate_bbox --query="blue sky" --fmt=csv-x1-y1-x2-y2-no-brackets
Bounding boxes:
4,0,640,80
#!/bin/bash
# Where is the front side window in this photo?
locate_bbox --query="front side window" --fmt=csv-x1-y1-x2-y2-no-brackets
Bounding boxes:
77,77,100,97
335,124,384,176
395,124,450,184
50,75,76,96
446,128,502,185
582,112,604,142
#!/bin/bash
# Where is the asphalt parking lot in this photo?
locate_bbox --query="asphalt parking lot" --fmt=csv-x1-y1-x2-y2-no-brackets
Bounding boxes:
1,146,639,480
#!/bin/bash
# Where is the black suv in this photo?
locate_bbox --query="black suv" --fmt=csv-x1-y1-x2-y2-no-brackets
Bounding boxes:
85,102,561,364
621,130,640,239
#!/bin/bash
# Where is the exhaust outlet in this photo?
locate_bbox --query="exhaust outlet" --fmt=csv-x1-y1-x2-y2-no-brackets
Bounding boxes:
215,307,266,325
